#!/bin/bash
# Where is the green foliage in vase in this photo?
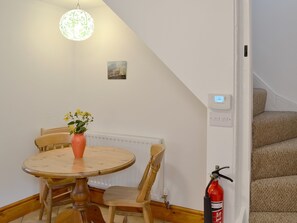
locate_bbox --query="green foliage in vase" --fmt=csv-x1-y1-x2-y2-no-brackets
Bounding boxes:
64,108,94,135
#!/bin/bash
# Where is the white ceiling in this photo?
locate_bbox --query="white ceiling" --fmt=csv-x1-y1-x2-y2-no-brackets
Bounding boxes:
39,0,104,9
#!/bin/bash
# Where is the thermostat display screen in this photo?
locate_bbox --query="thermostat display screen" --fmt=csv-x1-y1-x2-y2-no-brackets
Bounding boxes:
214,96,225,103
208,94,232,110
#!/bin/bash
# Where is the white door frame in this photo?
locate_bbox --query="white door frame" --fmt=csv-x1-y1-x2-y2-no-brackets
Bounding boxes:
234,0,252,222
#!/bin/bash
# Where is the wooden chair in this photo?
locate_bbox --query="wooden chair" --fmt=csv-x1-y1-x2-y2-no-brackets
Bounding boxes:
40,126,69,135
103,144,165,223
35,129,75,223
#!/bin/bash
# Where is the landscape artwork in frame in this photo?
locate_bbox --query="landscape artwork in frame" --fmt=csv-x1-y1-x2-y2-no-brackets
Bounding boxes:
107,61,127,79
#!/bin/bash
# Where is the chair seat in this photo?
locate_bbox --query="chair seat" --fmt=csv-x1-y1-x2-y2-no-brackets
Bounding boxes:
103,144,165,223
103,186,149,208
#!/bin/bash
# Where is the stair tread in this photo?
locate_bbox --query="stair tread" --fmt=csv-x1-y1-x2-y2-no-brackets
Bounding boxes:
251,175,297,212
253,111,297,148
252,174,297,184
250,212,297,223
252,137,297,180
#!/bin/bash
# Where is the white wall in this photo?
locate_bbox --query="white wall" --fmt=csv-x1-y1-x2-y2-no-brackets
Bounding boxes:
252,0,297,105
103,0,237,221
0,1,207,211
74,6,207,209
103,0,235,106
0,0,74,207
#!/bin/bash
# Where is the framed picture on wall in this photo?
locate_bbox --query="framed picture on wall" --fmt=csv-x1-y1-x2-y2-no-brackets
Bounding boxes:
107,61,127,79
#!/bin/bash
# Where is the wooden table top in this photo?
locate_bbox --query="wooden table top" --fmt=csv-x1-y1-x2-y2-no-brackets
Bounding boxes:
22,146,136,178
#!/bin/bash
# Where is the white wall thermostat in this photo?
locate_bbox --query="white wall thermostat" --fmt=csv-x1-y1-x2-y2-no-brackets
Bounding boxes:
208,94,232,110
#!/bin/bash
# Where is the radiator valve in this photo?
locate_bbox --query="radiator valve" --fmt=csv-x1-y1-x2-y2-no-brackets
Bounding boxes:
162,193,170,209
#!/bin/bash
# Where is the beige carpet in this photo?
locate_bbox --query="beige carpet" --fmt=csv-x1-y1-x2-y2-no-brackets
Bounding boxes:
250,88,297,222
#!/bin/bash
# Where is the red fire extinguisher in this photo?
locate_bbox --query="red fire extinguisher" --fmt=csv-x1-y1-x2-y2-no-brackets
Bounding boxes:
204,166,233,223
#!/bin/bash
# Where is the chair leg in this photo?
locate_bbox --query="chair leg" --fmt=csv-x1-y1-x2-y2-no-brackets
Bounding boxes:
46,188,53,223
39,184,49,220
123,215,128,223
143,204,153,223
39,178,46,203
108,206,116,223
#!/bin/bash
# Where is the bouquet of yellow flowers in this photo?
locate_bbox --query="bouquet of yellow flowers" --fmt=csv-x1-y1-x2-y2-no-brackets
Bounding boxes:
64,109,94,135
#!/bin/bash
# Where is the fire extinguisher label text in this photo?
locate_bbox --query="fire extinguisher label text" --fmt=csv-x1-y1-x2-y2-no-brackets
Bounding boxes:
211,201,223,210
211,201,223,223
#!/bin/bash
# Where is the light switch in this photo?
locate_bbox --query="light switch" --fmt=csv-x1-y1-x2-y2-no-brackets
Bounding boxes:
209,111,233,127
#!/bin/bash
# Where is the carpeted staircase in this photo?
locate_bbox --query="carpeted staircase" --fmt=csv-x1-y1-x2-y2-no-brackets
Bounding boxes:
250,88,297,223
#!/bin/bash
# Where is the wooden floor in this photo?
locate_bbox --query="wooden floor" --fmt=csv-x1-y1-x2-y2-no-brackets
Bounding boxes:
9,204,169,223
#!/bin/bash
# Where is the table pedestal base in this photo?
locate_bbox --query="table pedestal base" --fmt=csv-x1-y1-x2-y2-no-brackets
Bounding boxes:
55,178,105,223
55,205,105,223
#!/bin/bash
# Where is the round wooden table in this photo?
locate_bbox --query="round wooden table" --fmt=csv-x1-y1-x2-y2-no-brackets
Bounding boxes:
22,146,136,223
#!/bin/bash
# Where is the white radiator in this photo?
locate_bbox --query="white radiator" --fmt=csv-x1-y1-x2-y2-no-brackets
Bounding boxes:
85,131,164,201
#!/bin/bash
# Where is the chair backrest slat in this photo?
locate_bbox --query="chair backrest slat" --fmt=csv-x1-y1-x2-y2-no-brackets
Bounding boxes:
41,127,69,136
136,144,165,203
35,132,71,152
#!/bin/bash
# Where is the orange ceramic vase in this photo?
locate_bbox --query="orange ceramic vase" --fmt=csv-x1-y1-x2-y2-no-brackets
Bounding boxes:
71,133,86,159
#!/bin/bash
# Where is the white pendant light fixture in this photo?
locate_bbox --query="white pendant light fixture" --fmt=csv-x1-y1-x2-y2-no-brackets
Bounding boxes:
59,0,94,41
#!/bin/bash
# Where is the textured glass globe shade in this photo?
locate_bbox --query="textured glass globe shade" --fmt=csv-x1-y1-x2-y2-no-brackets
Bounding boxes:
59,9,94,41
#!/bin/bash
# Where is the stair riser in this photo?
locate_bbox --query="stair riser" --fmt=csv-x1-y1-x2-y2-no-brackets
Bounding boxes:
250,212,297,223
252,146,297,180
253,88,267,117
250,176,297,212
253,112,297,148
